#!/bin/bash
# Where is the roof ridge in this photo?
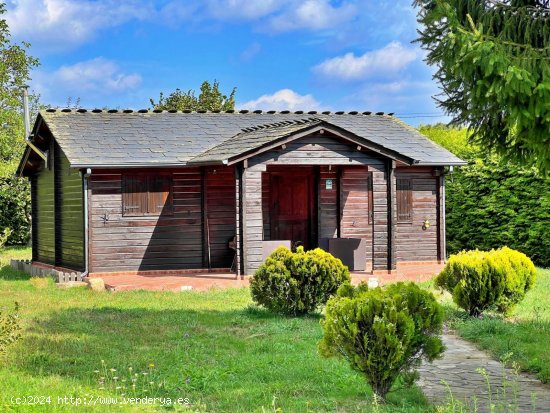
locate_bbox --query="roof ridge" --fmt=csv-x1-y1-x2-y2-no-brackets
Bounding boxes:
41,108,392,116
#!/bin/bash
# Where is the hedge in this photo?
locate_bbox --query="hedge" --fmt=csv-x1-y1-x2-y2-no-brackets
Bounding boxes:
420,125,549,268
0,176,30,246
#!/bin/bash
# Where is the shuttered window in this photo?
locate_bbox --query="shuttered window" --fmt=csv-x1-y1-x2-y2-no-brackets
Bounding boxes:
122,174,173,216
397,178,412,223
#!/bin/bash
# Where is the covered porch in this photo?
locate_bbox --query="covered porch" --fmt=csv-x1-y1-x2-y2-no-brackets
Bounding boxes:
223,120,406,276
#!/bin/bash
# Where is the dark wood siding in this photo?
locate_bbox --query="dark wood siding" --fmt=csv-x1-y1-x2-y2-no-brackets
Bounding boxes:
340,167,373,263
395,167,439,262
262,172,271,240
34,141,56,265
241,167,263,274
89,166,236,273
204,166,236,268
318,166,338,241
249,134,386,167
30,175,38,262
54,143,85,271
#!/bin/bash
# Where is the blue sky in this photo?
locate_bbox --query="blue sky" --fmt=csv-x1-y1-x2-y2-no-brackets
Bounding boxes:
5,0,449,125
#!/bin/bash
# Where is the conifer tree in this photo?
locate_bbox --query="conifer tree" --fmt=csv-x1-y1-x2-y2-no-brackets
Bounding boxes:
415,0,550,172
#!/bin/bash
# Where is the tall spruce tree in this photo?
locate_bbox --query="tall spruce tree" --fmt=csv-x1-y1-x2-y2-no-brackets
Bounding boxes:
414,0,550,172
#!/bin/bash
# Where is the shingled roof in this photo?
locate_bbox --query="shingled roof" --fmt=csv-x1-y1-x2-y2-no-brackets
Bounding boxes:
26,109,465,169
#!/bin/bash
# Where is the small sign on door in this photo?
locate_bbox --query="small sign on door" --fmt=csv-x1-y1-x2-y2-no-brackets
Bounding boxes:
326,179,333,190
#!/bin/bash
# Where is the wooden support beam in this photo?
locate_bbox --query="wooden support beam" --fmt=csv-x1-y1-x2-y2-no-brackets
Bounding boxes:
387,160,397,271
235,164,243,278
201,167,210,270
437,170,446,262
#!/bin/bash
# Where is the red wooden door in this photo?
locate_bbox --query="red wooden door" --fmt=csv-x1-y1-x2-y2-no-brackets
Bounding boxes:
270,170,313,249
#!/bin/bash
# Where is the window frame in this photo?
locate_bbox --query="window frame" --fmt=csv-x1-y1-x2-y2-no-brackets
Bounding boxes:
396,177,413,224
121,172,174,217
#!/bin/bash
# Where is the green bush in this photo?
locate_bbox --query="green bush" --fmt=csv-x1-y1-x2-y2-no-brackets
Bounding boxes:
319,282,444,399
250,246,350,315
0,176,30,246
436,247,536,316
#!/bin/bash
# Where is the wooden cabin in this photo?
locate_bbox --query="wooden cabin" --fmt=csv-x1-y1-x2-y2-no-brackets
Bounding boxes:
17,109,465,277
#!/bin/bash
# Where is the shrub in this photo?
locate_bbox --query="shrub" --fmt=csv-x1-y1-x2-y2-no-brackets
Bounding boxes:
0,228,12,249
250,246,350,315
0,176,30,246
319,282,444,399
436,247,536,316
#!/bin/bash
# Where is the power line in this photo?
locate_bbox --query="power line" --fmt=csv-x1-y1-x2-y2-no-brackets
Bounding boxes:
395,112,448,119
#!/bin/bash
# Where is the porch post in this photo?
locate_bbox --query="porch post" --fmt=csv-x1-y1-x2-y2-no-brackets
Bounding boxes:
371,160,395,273
234,165,243,277
241,163,265,275
436,168,446,263
371,166,387,272
387,160,397,271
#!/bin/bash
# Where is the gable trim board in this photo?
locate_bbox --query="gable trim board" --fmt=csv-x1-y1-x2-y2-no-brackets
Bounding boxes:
19,110,465,276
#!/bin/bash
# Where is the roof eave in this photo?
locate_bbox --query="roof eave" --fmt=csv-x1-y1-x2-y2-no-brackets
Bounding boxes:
69,162,195,169
414,160,468,166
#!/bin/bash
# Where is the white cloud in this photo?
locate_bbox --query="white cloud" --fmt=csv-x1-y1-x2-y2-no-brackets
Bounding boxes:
313,41,419,81
266,0,357,32
238,89,325,111
240,42,262,62
5,0,359,51
56,58,142,92
204,0,282,20
339,79,444,118
5,0,151,50
33,58,142,104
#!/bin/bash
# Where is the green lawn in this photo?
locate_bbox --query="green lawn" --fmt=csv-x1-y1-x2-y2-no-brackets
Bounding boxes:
0,247,429,413
430,267,550,383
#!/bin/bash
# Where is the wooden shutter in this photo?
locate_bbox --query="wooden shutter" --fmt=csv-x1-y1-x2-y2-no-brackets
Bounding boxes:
147,175,173,215
122,175,147,216
397,178,412,222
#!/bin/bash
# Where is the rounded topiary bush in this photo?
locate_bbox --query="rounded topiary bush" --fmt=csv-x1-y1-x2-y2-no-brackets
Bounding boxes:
319,282,444,399
250,246,350,315
436,247,536,316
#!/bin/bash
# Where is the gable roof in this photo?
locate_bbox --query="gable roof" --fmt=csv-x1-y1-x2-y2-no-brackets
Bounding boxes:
20,109,465,173
189,118,417,165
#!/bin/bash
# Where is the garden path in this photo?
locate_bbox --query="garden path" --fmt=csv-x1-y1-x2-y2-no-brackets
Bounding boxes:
418,333,550,412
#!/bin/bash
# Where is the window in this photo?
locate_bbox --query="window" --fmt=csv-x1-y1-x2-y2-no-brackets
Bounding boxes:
122,174,173,216
396,178,412,223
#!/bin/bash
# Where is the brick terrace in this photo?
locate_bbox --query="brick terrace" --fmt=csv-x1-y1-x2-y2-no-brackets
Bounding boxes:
97,262,444,292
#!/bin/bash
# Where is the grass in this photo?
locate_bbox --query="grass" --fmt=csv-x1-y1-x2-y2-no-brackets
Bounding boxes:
0,247,430,413
428,267,550,383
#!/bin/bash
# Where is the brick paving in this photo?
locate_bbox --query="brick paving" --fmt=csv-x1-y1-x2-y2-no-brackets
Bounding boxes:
418,333,550,412
98,262,444,292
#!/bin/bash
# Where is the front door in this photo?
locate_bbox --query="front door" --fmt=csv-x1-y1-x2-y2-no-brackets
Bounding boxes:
270,169,314,250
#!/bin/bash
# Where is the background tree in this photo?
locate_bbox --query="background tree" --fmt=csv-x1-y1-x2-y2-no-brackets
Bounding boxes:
150,80,236,111
414,0,550,172
0,4,39,175
0,3,39,245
